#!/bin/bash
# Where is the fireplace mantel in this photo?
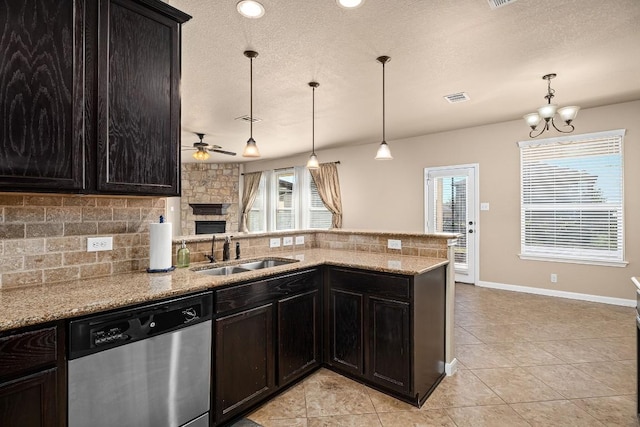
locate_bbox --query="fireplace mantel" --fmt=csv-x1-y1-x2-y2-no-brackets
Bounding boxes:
189,203,230,215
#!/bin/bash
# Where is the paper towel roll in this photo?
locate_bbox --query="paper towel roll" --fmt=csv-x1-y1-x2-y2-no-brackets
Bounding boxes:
149,222,172,270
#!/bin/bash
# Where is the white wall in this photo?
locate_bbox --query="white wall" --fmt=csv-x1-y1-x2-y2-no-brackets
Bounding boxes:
245,100,640,300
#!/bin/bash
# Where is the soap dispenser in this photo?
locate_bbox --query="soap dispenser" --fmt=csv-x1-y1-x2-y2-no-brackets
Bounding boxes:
223,236,232,261
176,240,190,268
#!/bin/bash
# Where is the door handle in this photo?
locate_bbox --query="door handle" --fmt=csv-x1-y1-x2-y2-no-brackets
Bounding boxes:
468,229,474,233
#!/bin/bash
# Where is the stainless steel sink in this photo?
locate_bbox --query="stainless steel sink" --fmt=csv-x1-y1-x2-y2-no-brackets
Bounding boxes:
194,258,298,276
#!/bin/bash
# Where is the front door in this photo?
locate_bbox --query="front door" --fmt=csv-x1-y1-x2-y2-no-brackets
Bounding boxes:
425,165,478,284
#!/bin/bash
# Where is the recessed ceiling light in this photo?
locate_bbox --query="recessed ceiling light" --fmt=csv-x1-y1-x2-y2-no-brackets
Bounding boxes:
336,0,365,9
237,1,265,18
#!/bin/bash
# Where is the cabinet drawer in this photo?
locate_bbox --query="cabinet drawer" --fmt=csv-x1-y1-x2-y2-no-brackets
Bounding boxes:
215,269,319,314
329,267,410,300
0,327,57,378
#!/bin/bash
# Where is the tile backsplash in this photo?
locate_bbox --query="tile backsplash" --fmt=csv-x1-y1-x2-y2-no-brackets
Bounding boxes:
0,193,165,289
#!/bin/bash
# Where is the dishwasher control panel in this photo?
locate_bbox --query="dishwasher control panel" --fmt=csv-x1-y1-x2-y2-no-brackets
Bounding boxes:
69,292,213,359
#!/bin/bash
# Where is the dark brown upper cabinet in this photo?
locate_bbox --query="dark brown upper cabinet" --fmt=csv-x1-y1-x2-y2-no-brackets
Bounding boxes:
0,0,190,196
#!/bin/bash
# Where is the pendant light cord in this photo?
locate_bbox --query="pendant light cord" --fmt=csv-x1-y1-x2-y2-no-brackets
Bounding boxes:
382,60,386,142
250,56,253,139
312,84,315,153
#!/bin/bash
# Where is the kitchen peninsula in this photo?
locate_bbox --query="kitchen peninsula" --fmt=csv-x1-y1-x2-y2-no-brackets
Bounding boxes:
0,229,457,426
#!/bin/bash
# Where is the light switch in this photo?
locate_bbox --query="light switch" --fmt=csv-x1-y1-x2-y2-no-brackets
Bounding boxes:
295,236,305,245
270,238,281,248
283,236,293,246
480,202,490,211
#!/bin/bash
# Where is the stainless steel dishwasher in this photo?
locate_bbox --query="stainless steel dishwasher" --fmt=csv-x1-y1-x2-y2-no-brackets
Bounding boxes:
68,292,213,427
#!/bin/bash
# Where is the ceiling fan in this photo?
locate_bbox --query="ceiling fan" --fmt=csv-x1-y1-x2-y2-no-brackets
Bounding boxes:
182,133,236,160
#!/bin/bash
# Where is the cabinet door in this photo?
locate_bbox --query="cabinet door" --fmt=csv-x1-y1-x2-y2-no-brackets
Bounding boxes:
0,368,57,427
367,296,411,394
214,303,274,423
328,288,363,376
96,0,184,195
0,0,85,191
277,289,320,386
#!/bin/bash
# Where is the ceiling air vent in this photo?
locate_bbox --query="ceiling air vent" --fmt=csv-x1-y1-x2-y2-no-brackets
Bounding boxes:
235,115,262,123
487,0,517,10
443,92,470,104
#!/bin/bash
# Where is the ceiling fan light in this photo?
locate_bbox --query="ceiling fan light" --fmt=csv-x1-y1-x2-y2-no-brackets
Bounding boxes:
375,142,393,160
537,103,557,119
523,112,541,129
558,105,580,124
193,150,210,161
336,0,365,8
242,137,260,157
307,153,320,169
236,0,265,18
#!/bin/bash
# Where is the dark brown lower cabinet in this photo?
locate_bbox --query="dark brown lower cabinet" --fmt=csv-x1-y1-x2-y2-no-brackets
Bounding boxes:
214,303,275,423
277,289,321,386
0,324,65,427
213,268,322,425
0,369,57,427
326,265,446,406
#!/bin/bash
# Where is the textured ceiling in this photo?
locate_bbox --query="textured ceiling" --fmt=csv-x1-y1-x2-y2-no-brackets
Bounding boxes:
169,0,640,163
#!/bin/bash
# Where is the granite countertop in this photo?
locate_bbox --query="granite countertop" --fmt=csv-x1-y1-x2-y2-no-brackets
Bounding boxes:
0,249,448,332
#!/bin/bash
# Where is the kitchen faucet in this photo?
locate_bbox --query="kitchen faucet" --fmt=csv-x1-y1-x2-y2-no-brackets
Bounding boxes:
205,235,216,263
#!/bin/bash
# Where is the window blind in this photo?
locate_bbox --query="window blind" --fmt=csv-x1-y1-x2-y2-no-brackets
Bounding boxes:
518,130,625,264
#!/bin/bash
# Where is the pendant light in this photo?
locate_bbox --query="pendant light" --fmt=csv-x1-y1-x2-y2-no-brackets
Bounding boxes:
307,82,320,169
375,55,393,160
242,50,260,157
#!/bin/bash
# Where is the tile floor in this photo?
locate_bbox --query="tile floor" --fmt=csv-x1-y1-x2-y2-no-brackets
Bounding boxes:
243,283,638,426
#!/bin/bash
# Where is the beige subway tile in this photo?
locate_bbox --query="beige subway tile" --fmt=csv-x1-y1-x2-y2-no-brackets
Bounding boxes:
127,221,148,233
26,223,64,238
419,248,439,258
24,195,63,206
126,198,154,208
45,207,82,222
0,224,25,239
355,244,371,252
43,266,80,283
64,222,98,236
3,270,43,288
97,221,128,234
0,194,24,206
112,260,140,274
0,241,4,256
128,246,150,259
113,208,141,221
46,236,84,253
0,256,24,272
63,251,97,266
152,198,166,208
24,253,63,270
5,207,45,223
80,263,112,278
401,247,419,256
370,244,386,253
83,207,113,221
142,208,166,222
97,248,128,262
96,197,127,207
139,232,150,246
5,238,45,255
113,234,140,247
63,196,97,207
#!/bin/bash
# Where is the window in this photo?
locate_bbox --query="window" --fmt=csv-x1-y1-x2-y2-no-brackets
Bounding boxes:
518,129,626,266
244,167,332,232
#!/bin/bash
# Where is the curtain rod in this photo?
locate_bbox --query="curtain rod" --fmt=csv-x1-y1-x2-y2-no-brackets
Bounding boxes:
242,161,340,176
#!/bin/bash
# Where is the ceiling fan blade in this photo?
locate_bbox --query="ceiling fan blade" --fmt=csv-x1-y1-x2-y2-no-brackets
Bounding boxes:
210,149,237,156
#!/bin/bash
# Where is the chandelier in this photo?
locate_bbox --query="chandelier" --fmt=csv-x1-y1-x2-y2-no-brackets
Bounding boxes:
523,73,580,138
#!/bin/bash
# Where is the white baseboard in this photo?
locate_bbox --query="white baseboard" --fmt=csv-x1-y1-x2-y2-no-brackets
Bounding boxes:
477,281,636,307
445,358,458,376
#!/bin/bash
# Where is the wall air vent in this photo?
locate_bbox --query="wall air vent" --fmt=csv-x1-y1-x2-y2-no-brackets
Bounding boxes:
487,0,517,9
234,115,262,123
443,92,470,104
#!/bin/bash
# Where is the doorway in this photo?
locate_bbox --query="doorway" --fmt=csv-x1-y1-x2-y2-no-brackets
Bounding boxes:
424,164,478,284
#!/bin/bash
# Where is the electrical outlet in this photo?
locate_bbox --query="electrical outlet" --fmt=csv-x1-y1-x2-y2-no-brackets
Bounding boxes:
295,236,305,245
387,239,402,250
87,237,113,252
270,238,281,248
550,273,558,283
283,236,293,246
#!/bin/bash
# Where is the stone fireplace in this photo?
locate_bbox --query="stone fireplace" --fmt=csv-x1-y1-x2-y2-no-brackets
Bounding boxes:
180,163,240,235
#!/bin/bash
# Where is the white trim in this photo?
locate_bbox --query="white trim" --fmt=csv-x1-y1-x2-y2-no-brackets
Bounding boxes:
518,254,628,268
517,128,626,148
477,280,636,307
445,358,459,376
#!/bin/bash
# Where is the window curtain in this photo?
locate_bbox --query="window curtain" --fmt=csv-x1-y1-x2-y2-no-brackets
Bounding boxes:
309,162,343,229
239,171,262,232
